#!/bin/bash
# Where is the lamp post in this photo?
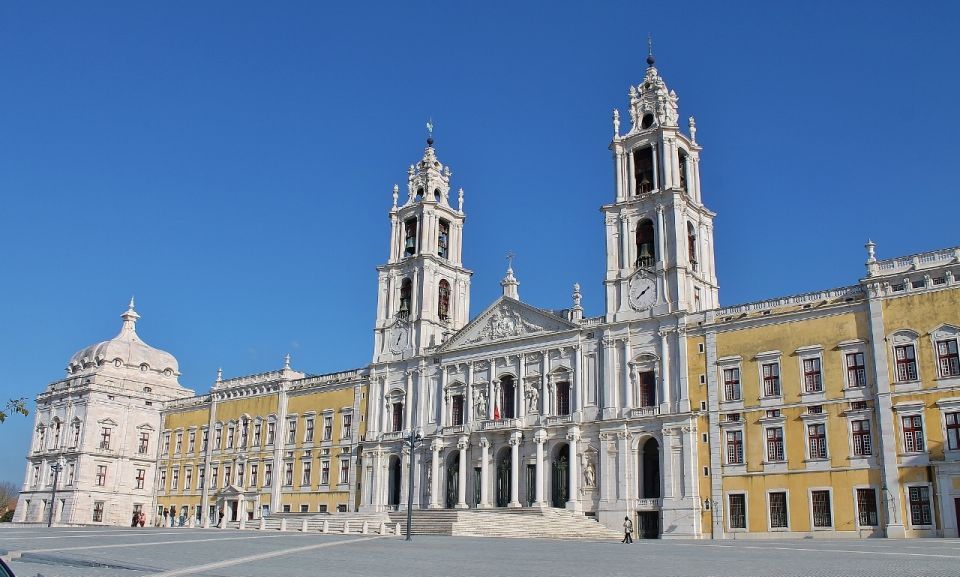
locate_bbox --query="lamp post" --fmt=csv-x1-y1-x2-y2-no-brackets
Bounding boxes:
47,458,64,528
404,428,423,542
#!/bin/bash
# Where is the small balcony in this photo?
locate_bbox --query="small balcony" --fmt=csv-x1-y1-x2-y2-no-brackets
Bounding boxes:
628,406,660,419
441,425,465,436
381,431,406,442
479,418,522,431
635,498,662,510
544,415,572,426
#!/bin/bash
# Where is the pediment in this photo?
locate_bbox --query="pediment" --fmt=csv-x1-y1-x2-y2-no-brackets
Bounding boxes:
439,297,578,352
216,484,243,496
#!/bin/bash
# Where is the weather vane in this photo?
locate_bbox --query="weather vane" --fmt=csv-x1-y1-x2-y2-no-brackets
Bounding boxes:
426,118,434,141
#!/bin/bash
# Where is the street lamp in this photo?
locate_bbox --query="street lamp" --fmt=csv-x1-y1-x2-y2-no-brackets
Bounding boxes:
47,458,64,528
404,428,423,542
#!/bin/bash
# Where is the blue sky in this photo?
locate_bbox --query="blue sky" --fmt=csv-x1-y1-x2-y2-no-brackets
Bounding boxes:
1,1,958,484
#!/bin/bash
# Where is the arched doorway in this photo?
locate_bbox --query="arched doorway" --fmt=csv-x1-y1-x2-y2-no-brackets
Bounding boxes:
495,450,511,507
641,438,661,499
551,444,569,508
445,453,459,509
387,456,402,510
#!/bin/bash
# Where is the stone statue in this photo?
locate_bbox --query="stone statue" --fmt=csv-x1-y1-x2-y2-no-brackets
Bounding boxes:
525,385,540,414
475,389,487,416
583,457,596,488
612,109,620,137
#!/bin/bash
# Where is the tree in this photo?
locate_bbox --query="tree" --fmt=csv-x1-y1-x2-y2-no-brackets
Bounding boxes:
0,398,28,423
0,480,18,518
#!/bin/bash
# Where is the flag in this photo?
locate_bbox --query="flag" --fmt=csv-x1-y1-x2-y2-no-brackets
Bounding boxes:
494,402,501,421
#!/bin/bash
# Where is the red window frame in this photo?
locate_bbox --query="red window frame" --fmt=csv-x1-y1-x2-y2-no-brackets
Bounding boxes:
894,344,918,382
852,419,872,456
766,427,784,462
846,352,866,388
803,358,822,393
725,430,743,464
723,368,741,402
937,339,960,377
762,363,781,397
902,415,925,453
807,423,827,459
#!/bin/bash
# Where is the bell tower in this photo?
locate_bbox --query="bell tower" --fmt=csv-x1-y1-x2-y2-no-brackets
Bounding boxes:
603,46,719,322
373,135,472,362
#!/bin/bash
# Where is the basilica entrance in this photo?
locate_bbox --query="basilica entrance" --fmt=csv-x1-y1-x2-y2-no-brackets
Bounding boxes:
551,444,569,508
445,453,459,509
640,438,661,498
495,450,511,507
525,464,536,507
388,456,402,509
637,511,660,539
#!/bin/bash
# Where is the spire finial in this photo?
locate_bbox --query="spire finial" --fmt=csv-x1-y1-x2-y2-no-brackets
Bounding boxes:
646,34,655,67
216,367,223,383
506,250,515,273
128,296,135,311
501,251,520,300
426,118,434,147
119,296,140,334
392,184,399,209
284,353,291,370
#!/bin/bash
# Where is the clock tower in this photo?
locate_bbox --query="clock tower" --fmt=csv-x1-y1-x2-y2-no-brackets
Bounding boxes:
603,49,719,322
373,137,472,362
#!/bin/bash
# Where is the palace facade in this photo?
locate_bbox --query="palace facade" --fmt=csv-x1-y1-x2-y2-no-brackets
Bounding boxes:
15,54,960,538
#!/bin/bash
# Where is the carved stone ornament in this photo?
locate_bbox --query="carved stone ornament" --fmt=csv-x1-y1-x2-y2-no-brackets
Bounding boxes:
443,299,576,350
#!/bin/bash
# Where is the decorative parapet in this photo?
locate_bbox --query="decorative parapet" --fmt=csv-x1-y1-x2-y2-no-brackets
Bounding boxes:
867,246,960,278
479,418,522,431
628,406,660,419
713,285,864,318
580,316,605,328
544,415,572,426
381,431,405,442
216,370,287,389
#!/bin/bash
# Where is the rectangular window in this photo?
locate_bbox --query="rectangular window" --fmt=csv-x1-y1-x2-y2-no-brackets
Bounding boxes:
846,352,867,388
857,488,878,526
902,415,925,452
171,467,179,490
437,219,450,259
803,358,823,393
451,395,464,426
93,501,105,522
66,463,75,486
323,416,333,441
236,464,244,487
946,412,960,451
101,428,113,450
909,486,932,526
339,460,349,484
811,490,832,527
188,431,195,453
728,494,746,529
284,462,293,486
300,504,309,513
723,368,741,402
253,423,262,446
215,427,223,450
392,403,404,432
210,466,218,488
250,464,258,487
937,339,960,377
159,469,166,489
240,421,248,447
302,462,311,486
342,414,352,438
139,432,150,455
96,465,107,486
198,467,205,489
72,422,81,447
304,418,315,443
852,419,872,456
766,427,784,462
227,426,235,449
264,463,272,487
895,344,918,382
32,465,40,486
633,146,655,195
135,468,146,490
762,362,781,397
556,382,571,416
287,420,296,444
769,492,788,528
807,423,827,459
725,430,743,464
337,504,347,513
223,465,231,488
321,460,330,485
201,429,208,451
175,432,183,454
267,422,276,445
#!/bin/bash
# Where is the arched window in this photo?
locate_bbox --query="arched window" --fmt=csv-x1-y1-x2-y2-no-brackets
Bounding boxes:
403,218,418,257
438,280,451,321
498,376,516,419
437,219,450,259
392,402,404,432
636,219,656,268
687,222,698,271
399,278,412,319
633,146,655,194
678,149,689,192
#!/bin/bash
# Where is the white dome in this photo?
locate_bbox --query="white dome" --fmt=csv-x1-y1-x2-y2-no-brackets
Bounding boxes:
67,300,179,377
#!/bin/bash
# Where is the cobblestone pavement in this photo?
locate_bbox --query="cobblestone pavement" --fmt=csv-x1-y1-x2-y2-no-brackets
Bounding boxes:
2,526,959,577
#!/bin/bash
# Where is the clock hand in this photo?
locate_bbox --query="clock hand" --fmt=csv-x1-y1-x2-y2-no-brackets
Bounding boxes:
638,287,649,297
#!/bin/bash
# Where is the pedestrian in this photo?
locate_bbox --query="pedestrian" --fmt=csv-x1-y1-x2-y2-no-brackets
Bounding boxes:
138,511,146,527
162,508,169,527
131,511,139,527
169,506,176,527
217,510,225,528
179,510,186,527
622,516,634,543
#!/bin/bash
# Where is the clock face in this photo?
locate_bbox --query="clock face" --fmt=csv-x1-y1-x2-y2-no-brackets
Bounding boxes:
628,275,657,311
388,322,409,354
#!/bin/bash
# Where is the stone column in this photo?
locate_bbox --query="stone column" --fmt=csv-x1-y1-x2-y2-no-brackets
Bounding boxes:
404,371,414,432
517,355,526,419
465,363,474,424
618,428,631,502
479,437,491,508
677,328,691,413
429,441,441,509
489,380,498,420
622,339,632,413
573,344,583,414
566,427,581,511
651,142,659,191
373,449,383,511
619,213,631,271
541,353,550,415
509,432,521,508
456,437,468,509
534,429,546,507
598,434,610,503
659,328,672,412
439,368,448,427
655,205,666,269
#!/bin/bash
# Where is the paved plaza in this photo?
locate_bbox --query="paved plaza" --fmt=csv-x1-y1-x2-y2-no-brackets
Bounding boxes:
1,526,959,577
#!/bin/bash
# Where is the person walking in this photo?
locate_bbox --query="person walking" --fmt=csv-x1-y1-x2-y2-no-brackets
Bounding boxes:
622,516,634,543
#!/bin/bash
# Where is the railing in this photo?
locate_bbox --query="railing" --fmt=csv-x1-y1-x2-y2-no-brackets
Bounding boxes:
544,415,571,426
381,431,405,441
480,418,521,431
441,425,465,436
628,406,660,418
714,285,863,317
635,498,662,509
871,246,960,276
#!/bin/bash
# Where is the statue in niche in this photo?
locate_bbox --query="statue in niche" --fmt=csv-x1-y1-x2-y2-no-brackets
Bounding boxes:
474,389,487,417
583,455,596,488
525,385,540,414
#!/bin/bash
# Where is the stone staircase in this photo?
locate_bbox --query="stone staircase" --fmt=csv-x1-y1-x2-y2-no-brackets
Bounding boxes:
386,508,622,540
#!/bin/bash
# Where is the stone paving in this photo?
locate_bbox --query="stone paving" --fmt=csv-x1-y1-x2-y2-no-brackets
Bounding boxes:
2,526,960,577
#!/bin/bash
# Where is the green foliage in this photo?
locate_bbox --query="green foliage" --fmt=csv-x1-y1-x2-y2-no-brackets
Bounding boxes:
0,510,13,522
0,397,29,423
